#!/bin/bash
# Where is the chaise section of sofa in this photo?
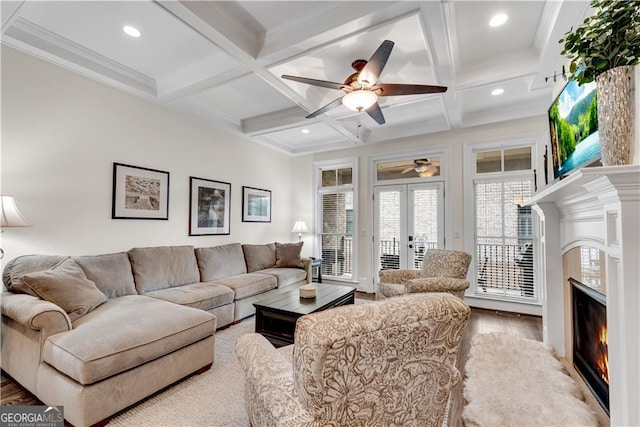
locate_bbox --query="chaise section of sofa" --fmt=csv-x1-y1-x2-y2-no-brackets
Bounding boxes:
128,245,235,328
1,252,217,427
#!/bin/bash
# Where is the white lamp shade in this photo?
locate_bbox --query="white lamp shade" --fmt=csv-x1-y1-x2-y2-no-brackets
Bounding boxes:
342,90,378,112
291,220,308,233
1,196,31,227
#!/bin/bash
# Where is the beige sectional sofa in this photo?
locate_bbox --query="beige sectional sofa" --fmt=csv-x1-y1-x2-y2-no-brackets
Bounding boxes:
0,242,310,427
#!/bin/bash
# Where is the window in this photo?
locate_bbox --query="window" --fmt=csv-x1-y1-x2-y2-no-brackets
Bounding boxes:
316,160,357,281
473,147,536,301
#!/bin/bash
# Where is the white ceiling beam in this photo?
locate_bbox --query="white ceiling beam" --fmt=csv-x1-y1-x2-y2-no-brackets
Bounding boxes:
419,2,461,129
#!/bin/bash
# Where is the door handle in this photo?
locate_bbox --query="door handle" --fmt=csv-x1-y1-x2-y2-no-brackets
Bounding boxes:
408,244,413,249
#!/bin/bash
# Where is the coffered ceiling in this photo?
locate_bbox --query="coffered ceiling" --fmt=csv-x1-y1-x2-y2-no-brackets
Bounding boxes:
1,1,591,155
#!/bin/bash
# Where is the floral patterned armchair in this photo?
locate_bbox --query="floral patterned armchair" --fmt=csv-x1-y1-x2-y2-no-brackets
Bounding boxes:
377,249,472,300
235,293,470,427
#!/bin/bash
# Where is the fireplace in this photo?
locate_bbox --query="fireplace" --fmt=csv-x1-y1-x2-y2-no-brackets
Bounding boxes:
571,278,609,414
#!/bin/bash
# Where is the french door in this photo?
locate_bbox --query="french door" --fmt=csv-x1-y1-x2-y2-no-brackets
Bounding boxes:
374,182,444,274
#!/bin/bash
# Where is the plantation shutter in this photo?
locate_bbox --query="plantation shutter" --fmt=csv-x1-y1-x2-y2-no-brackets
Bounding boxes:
474,178,535,299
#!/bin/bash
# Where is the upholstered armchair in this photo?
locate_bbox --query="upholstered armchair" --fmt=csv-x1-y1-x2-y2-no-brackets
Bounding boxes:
377,249,472,300
235,293,470,427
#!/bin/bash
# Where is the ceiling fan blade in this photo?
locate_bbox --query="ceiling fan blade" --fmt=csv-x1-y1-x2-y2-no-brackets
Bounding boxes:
366,102,386,125
373,83,448,96
401,166,415,174
306,97,344,119
282,75,345,91
357,40,394,87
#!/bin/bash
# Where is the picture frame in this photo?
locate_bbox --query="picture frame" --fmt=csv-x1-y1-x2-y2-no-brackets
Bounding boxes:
112,162,169,220
242,186,271,223
190,177,231,235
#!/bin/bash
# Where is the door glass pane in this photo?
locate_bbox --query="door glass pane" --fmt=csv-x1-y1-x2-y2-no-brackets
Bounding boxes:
337,168,352,185
321,170,336,187
377,158,440,181
378,190,401,270
504,147,532,171
476,151,501,173
411,188,439,269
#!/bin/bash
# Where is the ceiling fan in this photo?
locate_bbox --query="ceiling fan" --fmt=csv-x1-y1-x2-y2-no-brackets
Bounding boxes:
282,40,447,125
402,159,438,177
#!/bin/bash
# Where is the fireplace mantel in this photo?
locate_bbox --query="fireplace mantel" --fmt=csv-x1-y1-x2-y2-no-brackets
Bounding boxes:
525,165,639,426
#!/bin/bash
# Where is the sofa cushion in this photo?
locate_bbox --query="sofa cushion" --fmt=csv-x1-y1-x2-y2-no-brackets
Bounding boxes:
212,273,277,300
242,244,276,273
128,246,200,293
43,295,215,385
145,282,234,311
196,244,247,281
259,268,307,288
275,242,304,268
19,258,107,321
3,254,67,296
73,252,136,299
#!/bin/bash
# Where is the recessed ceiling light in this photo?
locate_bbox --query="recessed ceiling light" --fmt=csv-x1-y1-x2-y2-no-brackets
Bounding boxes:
123,25,141,38
491,88,505,96
489,13,508,27
301,129,310,134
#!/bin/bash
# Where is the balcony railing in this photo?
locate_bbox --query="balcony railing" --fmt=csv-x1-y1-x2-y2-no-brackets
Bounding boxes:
378,239,438,270
476,242,534,298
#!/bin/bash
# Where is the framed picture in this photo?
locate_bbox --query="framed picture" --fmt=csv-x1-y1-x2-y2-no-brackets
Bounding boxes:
242,186,271,223
190,177,231,235
112,162,169,220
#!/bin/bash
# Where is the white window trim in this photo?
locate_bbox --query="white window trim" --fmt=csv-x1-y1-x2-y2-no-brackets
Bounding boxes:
463,136,544,316
314,157,359,283
368,146,453,288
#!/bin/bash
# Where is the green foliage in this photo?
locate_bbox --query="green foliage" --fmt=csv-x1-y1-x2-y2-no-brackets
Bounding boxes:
560,0,640,85
549,93,598,162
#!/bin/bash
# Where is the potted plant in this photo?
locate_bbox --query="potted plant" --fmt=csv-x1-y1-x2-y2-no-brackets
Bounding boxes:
560,0,640,166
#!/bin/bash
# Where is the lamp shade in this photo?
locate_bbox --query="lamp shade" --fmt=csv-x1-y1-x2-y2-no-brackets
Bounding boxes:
291,220,308,234
342,90,378,112
1,196,31,227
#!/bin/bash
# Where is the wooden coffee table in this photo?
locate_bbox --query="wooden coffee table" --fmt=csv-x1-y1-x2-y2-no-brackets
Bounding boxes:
253,284,356,347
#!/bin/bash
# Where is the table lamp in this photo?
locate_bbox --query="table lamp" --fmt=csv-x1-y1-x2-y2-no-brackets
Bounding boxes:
1,195,31,259
291,220,308,242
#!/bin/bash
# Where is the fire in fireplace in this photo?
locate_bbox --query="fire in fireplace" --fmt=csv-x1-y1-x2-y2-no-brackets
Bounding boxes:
571,278,609,414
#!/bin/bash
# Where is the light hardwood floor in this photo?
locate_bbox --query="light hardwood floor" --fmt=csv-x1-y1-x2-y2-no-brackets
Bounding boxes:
1,294,542,427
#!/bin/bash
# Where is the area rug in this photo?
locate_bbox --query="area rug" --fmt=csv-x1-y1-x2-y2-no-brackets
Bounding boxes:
462,332,598,427
109,318,255,427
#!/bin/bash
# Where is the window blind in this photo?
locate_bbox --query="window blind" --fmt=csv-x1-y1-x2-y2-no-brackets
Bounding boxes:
320,191,353,279
475,178,535,299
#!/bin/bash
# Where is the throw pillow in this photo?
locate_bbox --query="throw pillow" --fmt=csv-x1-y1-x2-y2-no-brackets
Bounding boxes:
19,257,107,321
275,242,304,268
243,243,277,272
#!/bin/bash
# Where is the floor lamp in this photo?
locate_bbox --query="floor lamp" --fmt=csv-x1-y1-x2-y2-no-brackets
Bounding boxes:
1,195,31,259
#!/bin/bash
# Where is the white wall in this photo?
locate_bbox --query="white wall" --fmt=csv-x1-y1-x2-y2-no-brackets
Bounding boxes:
1,46,298,265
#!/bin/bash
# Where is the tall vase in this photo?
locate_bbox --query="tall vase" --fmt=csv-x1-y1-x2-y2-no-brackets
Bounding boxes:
596,65,635,166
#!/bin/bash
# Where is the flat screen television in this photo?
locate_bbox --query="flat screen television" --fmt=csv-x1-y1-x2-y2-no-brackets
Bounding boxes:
548,76,600,180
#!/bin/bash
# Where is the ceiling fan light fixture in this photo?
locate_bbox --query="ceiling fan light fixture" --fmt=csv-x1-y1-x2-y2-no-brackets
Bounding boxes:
415,165,429,173
342,90,377,112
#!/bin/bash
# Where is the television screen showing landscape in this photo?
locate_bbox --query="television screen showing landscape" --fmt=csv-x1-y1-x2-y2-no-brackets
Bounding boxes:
548,78,600,179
